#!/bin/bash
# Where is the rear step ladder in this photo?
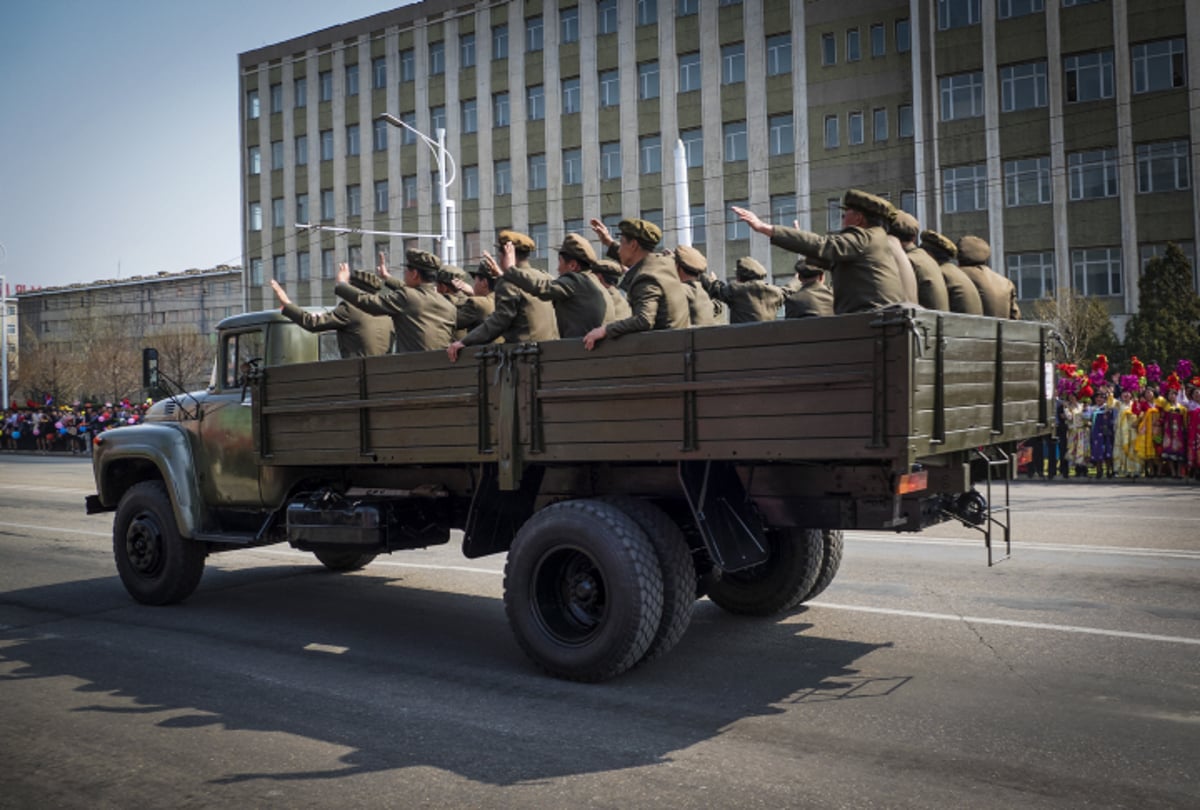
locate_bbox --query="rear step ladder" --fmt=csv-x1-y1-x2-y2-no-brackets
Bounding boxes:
974,446,1012,566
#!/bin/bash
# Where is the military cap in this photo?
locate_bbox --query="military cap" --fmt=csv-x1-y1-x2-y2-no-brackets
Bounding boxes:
735,256,767,281
554,233,598,267
673,245,708,276
920,230,958,258
498,229,537,252
617,218,662,249
957,235,992,266
593,258,624,282
468,259,494,278
843,188,897,222
405,248,442,273
349,269,384,292
889,211,921,241
436,265,470,285
795,255,830,278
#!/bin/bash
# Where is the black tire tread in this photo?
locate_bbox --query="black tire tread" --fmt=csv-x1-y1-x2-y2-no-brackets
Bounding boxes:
706,527,823,617
802,530,844,602
113,480,205,606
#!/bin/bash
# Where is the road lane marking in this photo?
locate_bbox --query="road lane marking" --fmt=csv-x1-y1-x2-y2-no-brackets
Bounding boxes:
0,521,109,538
0,484,96,496
849,534,1200,560
805,602,1200,647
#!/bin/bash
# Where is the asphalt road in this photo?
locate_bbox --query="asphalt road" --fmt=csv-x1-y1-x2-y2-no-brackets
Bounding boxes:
0,455,1197,809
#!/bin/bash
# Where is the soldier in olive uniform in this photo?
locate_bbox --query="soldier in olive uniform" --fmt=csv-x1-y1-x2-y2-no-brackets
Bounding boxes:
704,257,785,323
455,261,497,335
494,233,612,338
673,245,717,327
890,212,949,311
732,189,905,314
335,248,457,352
592,259,632,320
270,270,394,358
583,219,690,350
782,256,835,319
956,235,1021,320
447,230,559,362
435,265,473,340
920,230,983,315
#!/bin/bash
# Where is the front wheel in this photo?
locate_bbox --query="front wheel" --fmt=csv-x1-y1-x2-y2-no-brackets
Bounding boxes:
113,481,206,605
706,527,823,616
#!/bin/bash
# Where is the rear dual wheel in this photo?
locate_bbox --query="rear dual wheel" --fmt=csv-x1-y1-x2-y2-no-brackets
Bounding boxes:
706,527,827,616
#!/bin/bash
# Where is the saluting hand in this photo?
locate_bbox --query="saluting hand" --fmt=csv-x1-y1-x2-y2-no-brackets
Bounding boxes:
376,251,391,279
589,218,613,247
335,262,350,284
731,206,773,237
480,252,502,277
269,279,291,307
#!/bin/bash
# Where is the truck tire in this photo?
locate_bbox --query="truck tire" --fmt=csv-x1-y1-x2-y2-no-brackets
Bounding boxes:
504,499,664,682
706,527,823,616
313,551,377,571
802,530,844,602
596,496,697,664
113,481,206,606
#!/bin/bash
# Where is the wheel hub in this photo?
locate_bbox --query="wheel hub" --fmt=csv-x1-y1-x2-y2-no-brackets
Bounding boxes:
126,513,164,575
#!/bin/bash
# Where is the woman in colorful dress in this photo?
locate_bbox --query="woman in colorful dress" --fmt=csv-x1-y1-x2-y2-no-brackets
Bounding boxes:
1159,389,1188,478
1112,390,1142,478
1186,386,1200,480
1133,390,1160,477
1064,392,1090,477
1088,391,1115,478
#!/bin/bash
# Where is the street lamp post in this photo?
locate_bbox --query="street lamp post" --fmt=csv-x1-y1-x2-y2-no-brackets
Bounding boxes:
379,114,459,266
0,274,8,410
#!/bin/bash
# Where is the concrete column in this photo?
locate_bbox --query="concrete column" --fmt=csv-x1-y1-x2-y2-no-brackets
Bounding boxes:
476,7,495,243
1045,1,1071,300
791,0,810,231
386,30,402,264
744,0,770,270
359,38,375,268
981,0,1004,264
618,0,640,219
909,0,929,229
305,51,322,293
1189,1,1200,291
1112,0,1138,317
698,2,726,275
508,1,530,234
579,2,601,220
544,4,564,242
658,3,680,235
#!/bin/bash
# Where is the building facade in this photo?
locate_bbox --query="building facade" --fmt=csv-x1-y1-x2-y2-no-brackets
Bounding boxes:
238,0,1199,332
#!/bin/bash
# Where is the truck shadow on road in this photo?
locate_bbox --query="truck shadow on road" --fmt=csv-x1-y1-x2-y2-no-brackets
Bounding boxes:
0,563,900,788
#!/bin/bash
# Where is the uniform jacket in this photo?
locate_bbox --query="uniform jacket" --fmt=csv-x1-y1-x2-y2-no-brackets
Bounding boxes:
607,253,691,338
906,246,950,311
960,264,1021,319
770,224,906,314
706,277,784,323
605,285,632,320
682,279,717,326
939,262,984,315
280,301,393,358
501,265,612,337
335,280,457,352
782,281,835,319
887,234,920,303
461,261,560,346
455,294,496,334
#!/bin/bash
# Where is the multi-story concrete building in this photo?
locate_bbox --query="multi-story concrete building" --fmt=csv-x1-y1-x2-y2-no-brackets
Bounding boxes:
238,0,1197,333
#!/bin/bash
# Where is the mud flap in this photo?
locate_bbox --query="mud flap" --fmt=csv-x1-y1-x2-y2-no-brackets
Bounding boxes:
678,460,769,572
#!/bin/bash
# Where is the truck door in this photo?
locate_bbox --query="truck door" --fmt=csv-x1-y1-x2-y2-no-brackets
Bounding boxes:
195,327,265,508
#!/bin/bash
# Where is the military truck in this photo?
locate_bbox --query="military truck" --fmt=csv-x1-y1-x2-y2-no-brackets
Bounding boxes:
87,307,1053,681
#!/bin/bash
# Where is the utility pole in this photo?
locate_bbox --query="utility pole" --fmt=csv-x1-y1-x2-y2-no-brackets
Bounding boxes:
1,274,8,410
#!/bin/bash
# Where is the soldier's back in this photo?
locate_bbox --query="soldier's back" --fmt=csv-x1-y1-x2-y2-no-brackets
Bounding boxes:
940,263,984,315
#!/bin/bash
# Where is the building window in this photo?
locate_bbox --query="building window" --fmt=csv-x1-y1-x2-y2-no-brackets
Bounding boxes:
724,121,748,162
873,108,888,142
269,140,284,170
295,134,308,166
848,111,864,145
492,93,509,127
1004,156,1051,206
249,258,263,286
321,189,334,220
826,198,842,231
940,71,984,120
637,0,657,25
938,0,981,30
870,24,885,57
601,141,622,180
429,41,445,75
1140,242,1196,276
346,124,360,156
247,89,260,118
824,115,840,148
681,128,703,168
766,34,791,76
297,252,310,282
294,77,307,108
998,0,1043,19
374,180,389,213
563,149,583,185
249,201,262,231
822,33,836,66
1136,140,1190,193
1063,0,1103,6
495,160,511,195
562,77,581,113
372,119,387,152
1068,148,1118,199
461,99,478,133
690,204,706,244
319,70,333,102
248,145,261,175
640,135,662,174
1001,61,1048,111
770,194,797,228
846,29,861,62
679,0,699,15
722,43,745,84
638,61,660,100
401,175,418,209
561,6,579,43
399,112,417,145
599,70,620,108
896,19,911,52
296,193,309,224
526,16,543,52
526,85,545,121
492,25,508,60
1064,51,1114,102
943,164,988,212
345,64,359,96
346,185,361,217
270,83,283,113
1132,38,1186,94
528,154,547,190
769,114,793,156
273,256,287,283
726,199,750,241
460,33,476,68
1006,252,1054,299
319,130,333,161
272,197,284,228
463,165,479,200
399,49,415,82
368,57,386,92
598,0,618,34
898,104,913,137
679,52,702,92
1072,248,1122,296
900,190,916,215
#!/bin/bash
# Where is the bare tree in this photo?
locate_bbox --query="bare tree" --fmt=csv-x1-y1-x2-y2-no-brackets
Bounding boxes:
150,329,215,392
72,316,143,404
1030,291,1120,367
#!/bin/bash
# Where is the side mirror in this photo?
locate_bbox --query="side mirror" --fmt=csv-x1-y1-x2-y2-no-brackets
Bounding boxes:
142,348,159,389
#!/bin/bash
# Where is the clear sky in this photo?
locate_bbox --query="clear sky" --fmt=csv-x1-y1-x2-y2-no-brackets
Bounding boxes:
0,0,407,293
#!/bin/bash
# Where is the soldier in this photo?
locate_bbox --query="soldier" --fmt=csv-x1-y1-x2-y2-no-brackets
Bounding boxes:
334,248,457,353
492,232,612,338
956,235,1021,319
435,265,473,340
703,257,785,323
592,258,632,320
269,270,393,358
732,188,905,314
782,255,835,319
890,212,949,311
920,230,983,315
588,218,622,263
447,230,559,362
582,218,690,350
673,245,717,327
455,260,497,335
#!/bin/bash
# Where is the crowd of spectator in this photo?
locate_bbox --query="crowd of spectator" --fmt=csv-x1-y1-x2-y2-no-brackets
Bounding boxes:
1,399,151,455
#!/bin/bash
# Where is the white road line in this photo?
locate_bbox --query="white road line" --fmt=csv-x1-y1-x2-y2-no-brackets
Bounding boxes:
806,602,1200,647
849,534,1200,560
0,521,109,538
0,484,96,496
